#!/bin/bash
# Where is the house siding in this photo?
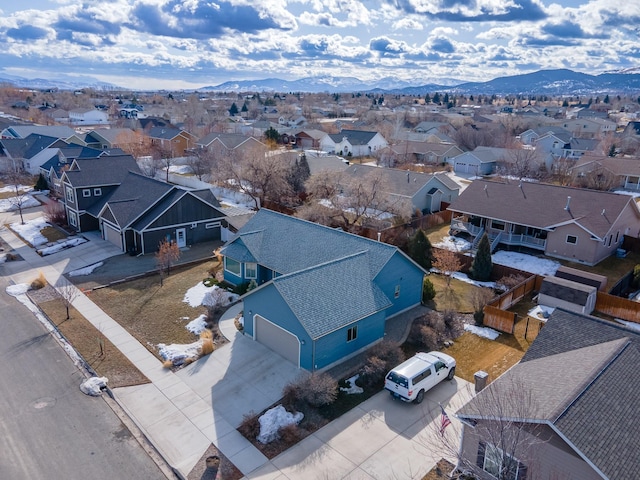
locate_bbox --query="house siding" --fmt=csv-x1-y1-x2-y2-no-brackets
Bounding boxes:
460,423,602,480
375,252,424,317
312,311,386,370
146,195,222,229
545,223,598,265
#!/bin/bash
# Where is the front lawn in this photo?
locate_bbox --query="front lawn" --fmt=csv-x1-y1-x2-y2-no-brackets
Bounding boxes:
87,260,221,359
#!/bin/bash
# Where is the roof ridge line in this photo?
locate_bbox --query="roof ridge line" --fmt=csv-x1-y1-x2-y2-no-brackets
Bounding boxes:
273,250,369,281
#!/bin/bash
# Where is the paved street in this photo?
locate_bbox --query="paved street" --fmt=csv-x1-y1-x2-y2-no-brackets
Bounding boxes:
0,275,166,480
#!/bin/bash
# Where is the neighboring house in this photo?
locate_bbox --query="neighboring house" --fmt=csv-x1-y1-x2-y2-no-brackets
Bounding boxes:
38,145,106,193
0,125,77,141
456,309,640,480
68,108,109,125
448,179,640,265
0,134,66,174
60,155,142,233
83,128,139,150
294,129,328,150
560,118,616,138
342,164,460,216
220,209,426,370
535,132,599,159
305,154,350,175
570,155,640,191
449,146,511,175
319,129,388,157
196,133,265,154
517,126,570,146
147,127,197,156
97,172,225,255
386,141,463,165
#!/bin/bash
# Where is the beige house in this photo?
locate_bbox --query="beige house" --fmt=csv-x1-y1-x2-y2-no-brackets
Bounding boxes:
448,179,640,265
455,309,640,480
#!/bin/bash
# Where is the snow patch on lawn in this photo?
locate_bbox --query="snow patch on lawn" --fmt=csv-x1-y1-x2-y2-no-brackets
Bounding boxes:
68,262,104,277
6,283,30,296
492,251,560,276
183,282,239,308
464,324,500,340
434,236,472,251
257,405,304,444
158,341,203,366
186,314,207,335
11,217,49,246
37,236,87,256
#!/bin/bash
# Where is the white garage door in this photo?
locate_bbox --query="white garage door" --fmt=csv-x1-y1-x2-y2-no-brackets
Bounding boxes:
254,315,299,367
455,162,468,173
103,223,122,250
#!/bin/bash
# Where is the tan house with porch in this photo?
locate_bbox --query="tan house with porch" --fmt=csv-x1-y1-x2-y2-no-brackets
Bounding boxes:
448,179,640,265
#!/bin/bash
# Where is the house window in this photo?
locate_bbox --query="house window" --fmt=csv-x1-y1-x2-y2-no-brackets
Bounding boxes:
94,188,102,196
478,443,527,480
566,235,577,244
245,262,257,279
224,257,241,276
347,326,358,342
491,220,505,231
68,211,77,227
394,285,401,299
66,187,74,203
82,189,91,197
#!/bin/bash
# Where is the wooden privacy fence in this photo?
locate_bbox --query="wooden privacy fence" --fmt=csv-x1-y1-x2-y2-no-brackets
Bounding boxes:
595,291,640,323
487,275,543,310
483,305,517,334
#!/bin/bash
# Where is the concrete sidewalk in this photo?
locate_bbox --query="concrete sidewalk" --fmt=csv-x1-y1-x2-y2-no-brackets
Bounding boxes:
2,210,472,480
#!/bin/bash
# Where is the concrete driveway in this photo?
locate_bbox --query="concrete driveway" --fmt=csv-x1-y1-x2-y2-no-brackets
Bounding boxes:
247,376,472,480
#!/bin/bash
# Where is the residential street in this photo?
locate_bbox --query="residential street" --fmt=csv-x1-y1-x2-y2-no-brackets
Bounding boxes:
0,274,167,480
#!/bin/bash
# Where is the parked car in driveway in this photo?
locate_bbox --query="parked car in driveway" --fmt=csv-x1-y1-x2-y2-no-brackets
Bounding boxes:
385,351,456,404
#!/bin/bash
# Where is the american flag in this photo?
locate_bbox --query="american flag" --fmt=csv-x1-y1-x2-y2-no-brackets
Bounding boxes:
439,405,451,436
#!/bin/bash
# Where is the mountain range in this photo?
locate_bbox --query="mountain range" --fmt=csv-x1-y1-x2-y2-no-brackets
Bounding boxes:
1,69,639,95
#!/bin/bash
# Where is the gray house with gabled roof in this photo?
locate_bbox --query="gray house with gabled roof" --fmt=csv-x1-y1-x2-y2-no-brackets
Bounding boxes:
319,129,388,157
97,172,225,254
220,209,426,370
456,309,640,480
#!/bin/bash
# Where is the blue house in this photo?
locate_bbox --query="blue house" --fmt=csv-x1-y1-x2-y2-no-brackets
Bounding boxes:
220,209,426,371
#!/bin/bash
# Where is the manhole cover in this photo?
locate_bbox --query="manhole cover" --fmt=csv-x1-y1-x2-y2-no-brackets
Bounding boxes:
31,397,56,410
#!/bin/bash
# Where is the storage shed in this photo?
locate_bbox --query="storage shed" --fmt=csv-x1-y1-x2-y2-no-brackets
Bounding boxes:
538,276,597,315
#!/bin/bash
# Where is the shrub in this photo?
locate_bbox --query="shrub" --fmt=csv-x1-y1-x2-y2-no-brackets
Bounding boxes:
407,229,432,270
360,341,405,388
43,201,66,225
470,233,492,281
419,325,438,350
202,277,218,287
200,329,214,355
422,277,436,303
238,412,260,440
281,382,302,411
246,279,258,292
497,274,527,290
233,282,250,295
473,310,485,326
278,423,302,446
34,173,48,191
297,372,338,407
30,271,46,290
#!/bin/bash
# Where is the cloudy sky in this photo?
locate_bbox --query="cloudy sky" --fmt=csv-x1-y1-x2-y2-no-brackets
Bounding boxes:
1,0,639,90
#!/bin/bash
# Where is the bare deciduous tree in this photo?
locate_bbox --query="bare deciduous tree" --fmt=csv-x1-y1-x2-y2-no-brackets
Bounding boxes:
432,248,463,287
500,149,545,180
187,149,216,181
56,280,79,320
5,168,32,224
575,164,616,191
156,239,181,285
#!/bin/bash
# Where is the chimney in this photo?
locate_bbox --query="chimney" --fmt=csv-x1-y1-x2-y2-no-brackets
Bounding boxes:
564,196,571,211
474,370,488,393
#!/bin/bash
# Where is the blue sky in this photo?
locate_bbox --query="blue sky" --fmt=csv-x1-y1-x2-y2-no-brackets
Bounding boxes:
1,0,639,90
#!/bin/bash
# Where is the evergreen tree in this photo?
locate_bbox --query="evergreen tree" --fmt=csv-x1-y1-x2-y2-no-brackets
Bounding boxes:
422,277,436,303
407,229,432,270
241,102,248,113
425,93,431,104
34,173,49,191
265,126,280,143
470,233,492,281
433,92,441,104
229,102,239,116
288,153,311,194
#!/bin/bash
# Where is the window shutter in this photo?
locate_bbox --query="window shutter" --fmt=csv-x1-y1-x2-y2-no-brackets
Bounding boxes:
476,441,486,468
517,462,528,480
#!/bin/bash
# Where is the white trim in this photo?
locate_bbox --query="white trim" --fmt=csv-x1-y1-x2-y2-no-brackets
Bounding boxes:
82,189,91,197
252,313,301,368
224,257,241,276
93,187,102,196
566,234,578,245
244,262,257,279
206,222,221,229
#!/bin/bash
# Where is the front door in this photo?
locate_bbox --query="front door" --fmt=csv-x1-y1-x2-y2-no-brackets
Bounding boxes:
176,228,186,248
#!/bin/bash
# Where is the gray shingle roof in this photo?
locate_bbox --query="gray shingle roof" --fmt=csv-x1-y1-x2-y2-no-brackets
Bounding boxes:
329,129,379,145
343,164,460,198
459,309,640,480
1,134,61,159
63,155,141,187
148,126,183,140
221,209,397,278
272,252,393,339
539,277,594,306
448,179,637,239
5,125,76,139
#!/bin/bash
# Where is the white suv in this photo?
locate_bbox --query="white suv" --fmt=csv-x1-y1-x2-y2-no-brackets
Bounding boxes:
384,351,456,404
